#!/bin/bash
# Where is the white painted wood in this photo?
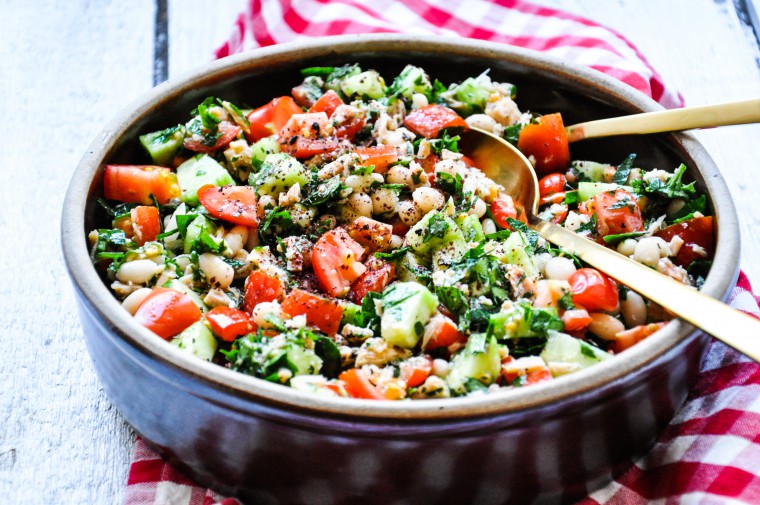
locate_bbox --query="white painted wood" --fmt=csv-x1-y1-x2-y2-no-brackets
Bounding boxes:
1,0,759,503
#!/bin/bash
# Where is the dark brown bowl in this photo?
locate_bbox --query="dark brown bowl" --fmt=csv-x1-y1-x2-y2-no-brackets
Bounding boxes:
61,35,740,504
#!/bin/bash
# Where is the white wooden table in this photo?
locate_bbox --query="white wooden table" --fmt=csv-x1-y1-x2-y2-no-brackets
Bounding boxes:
2,0,759,502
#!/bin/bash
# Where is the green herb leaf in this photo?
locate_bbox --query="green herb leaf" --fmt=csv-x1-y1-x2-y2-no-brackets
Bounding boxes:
374,247,410,261
602,231,646,244
613,154,636,185
301,66,335,77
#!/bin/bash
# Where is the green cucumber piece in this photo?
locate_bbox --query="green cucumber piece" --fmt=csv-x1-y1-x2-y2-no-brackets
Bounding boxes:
340,70,386,99
405,211,465,256
285,345,323,376
183,214,220,254
572,160,608,182
396,251,430,283
490,231,539,278
540,332,611,371
176,154,234,205
577,182,621,202
446,334,503,393
139,125,185,166
170,321,217,361
380,282,438,349
251,137,281,171
387,65,432,100
455,213,485,242
250,153,310,198
431,239,468,271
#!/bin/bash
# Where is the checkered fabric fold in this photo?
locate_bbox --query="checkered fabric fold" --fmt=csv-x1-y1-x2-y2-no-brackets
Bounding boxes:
124,1,759,503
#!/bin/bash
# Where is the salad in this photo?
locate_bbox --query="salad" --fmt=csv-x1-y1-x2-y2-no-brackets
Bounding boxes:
89,64,714,400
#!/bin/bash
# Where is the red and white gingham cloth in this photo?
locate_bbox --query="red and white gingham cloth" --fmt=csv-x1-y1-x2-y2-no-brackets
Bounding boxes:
125,1,760,503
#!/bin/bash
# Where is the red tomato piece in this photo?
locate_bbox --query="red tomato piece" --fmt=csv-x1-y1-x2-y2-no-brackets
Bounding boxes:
243,270,284,314
183,121,242,153
331,105,366,140
205,307,256,342
354,145,399,174
568,268,619,313
524,368,553,385
246,96,303,142
339,368,386,400
134,288,202,339
517,113,571,175
593,189,644,237
399,356,434,388
419,153,440,174
104,165,180,205
655,216,714,267
282,137,341,159
279,112,330,140
349,260,395,304
490,193,522,229
308,89,344,116
612,322,668,353
538,173,567,198
403,104,468,139
130,206,160,246
561,308,593,331
422,314,466,351
388,217,410,237
198,184,258,227
312,228,367,298
281,289,344,336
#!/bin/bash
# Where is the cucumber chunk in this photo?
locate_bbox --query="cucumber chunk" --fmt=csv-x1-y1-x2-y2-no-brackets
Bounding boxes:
183,214,222,254
577,182,621,202
396,251,430,283
170,321,217,361
572,160,609,182
446,334,503,394
380,282,438,349
250,153,310,198
176,154,234,205
340,70,386,100
540,331,611,374
455,213,485,242
405,211,465,257
487,231,540,278
251,137,281,171
139,125,185,166
386,65,433,100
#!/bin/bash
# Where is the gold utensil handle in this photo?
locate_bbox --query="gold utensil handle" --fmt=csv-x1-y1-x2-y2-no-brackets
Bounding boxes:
535,220,760,361
566,98,760,142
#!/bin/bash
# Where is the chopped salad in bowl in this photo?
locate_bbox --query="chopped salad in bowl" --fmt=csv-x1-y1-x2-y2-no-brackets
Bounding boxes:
89,64,714,401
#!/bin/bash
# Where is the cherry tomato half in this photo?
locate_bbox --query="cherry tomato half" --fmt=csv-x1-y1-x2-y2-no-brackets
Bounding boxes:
205,306,256,342
134,288,202,339
567,268,619,313
312,228,367,298
198,184,258,227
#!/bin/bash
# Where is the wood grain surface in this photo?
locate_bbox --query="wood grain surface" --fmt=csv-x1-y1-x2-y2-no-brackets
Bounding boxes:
1,0,758,503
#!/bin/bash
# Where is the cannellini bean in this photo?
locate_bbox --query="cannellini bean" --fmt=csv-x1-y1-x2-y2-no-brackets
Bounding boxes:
412,187,445,214
432,358,450,377
198,253,234,289
347,192,373,218
252,301,284,328
666,198,686,218
372,188,399,215
633,237,668,266
544,256,577,281
386,165,413,187
534,253,553,277
411,93,429,109
617,238,638,257
621,291,647,327
121,287,153,315
397,200,424,226
116,260,164,285
465,113,504,135
481,218,497,236
257,194,276,220
224,225,249,256
588,313,626,340
389,234,404,249
468,198,487,218
344,174,373,192
290,204,317,227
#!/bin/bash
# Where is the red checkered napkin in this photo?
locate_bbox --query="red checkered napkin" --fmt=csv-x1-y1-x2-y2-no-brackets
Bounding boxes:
125,1,760,503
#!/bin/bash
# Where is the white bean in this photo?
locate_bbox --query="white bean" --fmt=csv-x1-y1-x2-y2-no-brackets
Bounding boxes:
535,253,553,277
412,187,445,214
545,256,577,281
344,174,375,193
121,287,153,315
411,93,429,109
617,238,638,257
389,234,404,249
372,188,399,215
666,198,686,218
386,165,413,187
634,237,666,266
199,253,234,289
347,192,373,218
116,260,164,285
257,194,276,220
432,358,450,377
621,291,647,327
468,198,487,218
481,218,497,236
252,301,284,328
397,200,423,226
588,313,626,340
224,225,249,255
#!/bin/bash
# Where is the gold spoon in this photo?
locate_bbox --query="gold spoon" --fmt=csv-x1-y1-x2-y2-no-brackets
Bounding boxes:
459,127,760,362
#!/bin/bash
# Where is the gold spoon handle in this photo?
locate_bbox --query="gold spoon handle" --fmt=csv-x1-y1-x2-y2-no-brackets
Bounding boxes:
565,98,760,143
534,220,760,360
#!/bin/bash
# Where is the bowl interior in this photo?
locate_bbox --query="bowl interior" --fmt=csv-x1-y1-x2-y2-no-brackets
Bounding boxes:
68,35,739,420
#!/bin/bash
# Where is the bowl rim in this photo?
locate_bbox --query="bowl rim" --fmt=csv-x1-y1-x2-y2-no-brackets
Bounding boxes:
61,33,740,421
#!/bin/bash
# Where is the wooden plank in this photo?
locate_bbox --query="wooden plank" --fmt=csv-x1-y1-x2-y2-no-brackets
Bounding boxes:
0,0,154,503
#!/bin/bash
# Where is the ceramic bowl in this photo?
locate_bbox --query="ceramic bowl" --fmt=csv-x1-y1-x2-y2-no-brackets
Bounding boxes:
61,34,740,505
